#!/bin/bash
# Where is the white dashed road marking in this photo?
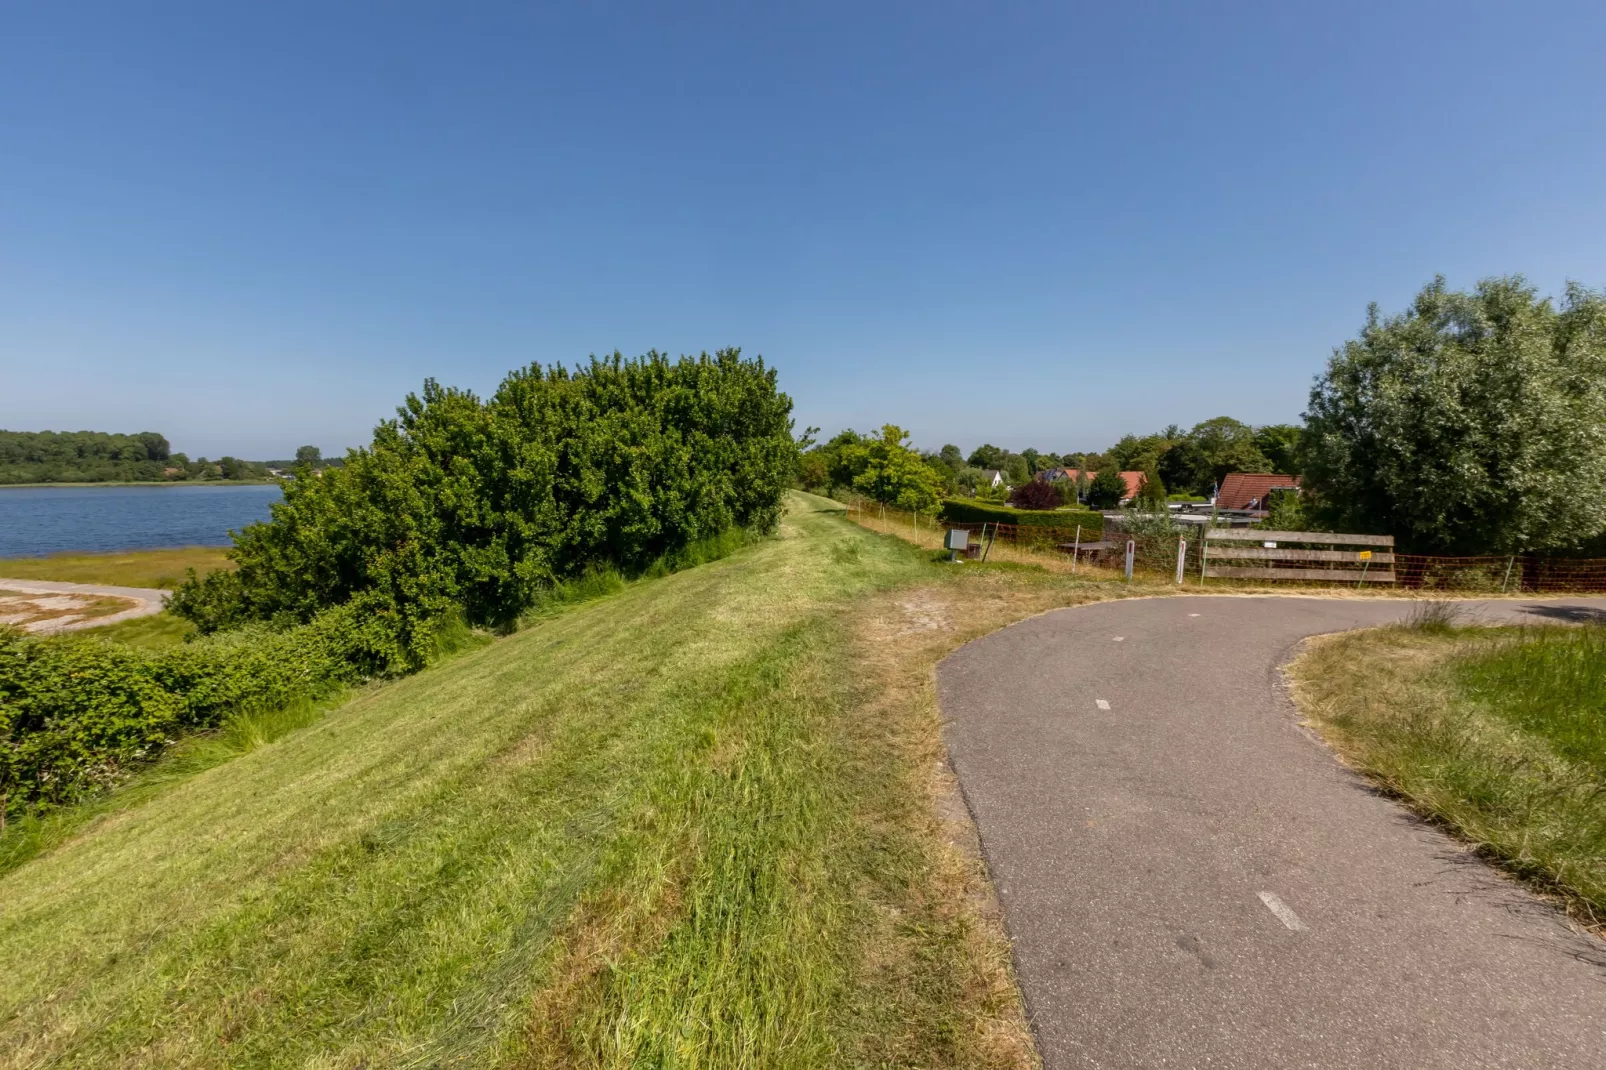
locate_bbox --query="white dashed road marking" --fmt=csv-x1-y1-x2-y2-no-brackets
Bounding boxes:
1188,613,1200,617
1258,891,1308,931
1112,636,1125,642
1095,699,1111,710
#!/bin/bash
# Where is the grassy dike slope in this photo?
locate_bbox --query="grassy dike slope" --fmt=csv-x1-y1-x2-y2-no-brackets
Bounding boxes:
0,494,1033,1069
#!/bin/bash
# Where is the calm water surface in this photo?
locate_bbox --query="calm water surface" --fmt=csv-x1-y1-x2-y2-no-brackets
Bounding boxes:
0,484,282,556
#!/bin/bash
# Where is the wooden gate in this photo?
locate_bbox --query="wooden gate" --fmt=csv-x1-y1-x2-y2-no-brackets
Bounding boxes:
1201,528,1395,584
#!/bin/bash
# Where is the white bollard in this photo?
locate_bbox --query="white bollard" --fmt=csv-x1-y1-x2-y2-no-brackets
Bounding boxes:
1124,539,1135,581
1176,537,1187,584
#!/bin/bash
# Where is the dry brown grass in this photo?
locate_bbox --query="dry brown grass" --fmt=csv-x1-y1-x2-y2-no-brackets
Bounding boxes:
841,571,1137,1068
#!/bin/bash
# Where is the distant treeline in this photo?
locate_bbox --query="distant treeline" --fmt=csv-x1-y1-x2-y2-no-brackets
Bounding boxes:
0,430,271,484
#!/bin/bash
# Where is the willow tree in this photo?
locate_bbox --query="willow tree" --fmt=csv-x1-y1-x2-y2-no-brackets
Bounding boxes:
1302,276,1606,553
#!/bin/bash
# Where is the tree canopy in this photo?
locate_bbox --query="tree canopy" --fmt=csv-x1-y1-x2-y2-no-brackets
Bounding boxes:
834,425,946,511
1303,276,1606,553
1086,468,1128,509
0,430,270,483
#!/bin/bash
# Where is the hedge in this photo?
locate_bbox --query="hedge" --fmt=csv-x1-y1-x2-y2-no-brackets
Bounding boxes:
937,499,1104,532
0,598,436,818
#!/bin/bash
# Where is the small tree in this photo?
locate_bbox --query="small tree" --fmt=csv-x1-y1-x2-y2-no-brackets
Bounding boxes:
1008,479,1060,510
1086,469,1127,509
1073,470,1091,502
1258,488,1308,531
838,425,946,512
977,476,1010,502
1136,466,1166,506
295,444,322,466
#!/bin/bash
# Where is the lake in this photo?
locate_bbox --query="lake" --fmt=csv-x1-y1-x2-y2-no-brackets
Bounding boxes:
0,484,282,557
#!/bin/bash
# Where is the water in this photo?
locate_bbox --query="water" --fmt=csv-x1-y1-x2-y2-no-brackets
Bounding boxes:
0,484,282,557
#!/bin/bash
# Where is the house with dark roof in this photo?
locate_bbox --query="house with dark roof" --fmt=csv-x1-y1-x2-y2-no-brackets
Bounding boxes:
1216,472,1301,513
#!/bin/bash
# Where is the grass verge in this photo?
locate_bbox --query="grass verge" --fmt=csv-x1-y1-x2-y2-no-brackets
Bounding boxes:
0,492,1057,1067
1288,616,1606,931
0,546,233,588
81,610,197,648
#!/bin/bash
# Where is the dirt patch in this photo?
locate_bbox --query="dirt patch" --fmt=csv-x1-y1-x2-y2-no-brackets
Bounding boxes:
0,590,140,632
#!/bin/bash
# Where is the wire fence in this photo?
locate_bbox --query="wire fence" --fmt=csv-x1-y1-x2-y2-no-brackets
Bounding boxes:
840,498,1606,594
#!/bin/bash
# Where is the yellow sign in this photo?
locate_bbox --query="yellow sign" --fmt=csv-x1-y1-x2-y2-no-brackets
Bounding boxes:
1358,550,1372,561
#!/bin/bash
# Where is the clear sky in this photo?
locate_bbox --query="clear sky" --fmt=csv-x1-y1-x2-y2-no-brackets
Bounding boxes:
3,2,1603,460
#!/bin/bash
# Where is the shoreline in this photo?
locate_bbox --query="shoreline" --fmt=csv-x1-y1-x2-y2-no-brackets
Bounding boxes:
0,480,279,489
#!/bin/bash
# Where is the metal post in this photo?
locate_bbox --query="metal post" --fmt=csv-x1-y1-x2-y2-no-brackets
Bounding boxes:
1501,555,1515,593
982,523,995,562
1124,539,1135,582
1199,531,1209,584
1176,537,1187,584
1071,525,1081,573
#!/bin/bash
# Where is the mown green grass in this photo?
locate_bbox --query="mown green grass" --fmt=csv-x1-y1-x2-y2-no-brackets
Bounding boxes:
0,546,232,588
81,610,198,648
1291,620,1606,927
0,493,1030,1068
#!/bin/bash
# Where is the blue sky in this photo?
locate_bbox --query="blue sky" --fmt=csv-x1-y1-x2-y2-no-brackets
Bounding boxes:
3,2,1603,459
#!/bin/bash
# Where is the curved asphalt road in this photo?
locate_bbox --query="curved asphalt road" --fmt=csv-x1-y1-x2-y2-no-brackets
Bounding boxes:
938,596,1606,1069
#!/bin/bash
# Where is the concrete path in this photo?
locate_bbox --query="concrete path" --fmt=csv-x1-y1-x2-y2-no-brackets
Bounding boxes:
938,596,1606,1070
0,577,169,633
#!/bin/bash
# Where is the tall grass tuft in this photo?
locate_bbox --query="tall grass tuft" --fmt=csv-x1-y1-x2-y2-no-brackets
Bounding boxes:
1454,626,1606,770
1403,599,1464,635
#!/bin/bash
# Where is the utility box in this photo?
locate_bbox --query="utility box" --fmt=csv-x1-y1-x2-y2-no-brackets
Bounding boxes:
945,528,969,551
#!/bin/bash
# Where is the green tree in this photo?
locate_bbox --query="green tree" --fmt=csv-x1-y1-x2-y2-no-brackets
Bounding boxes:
1303,276,1606,553
838,425,946,512
1001,454,1030,485
1086,468,1128,509
966,443,1007,468
1135,465,1166,506
1188,417,1270,484
1157,440,1211,497
295,445,322,466
797,451,830,491
1105,433,1170,472
938,444,964,472
1252,424,1302,475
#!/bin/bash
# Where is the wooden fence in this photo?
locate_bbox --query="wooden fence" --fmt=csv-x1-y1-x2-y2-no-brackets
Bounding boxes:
1201,528,1395,583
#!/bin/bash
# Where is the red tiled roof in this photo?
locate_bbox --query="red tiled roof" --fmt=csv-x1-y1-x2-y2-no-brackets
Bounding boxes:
1062,469,1146,501
1217,472,1300,511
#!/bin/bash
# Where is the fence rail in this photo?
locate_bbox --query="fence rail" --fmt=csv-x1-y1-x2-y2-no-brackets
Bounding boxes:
843,500,1606,594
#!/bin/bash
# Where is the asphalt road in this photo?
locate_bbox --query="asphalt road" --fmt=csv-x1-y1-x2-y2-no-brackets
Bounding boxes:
938,596,1606,1070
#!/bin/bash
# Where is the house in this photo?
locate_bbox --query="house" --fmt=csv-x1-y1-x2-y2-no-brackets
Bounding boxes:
1216,472,1301,513
1062,469,1145,502
978,469,1006,489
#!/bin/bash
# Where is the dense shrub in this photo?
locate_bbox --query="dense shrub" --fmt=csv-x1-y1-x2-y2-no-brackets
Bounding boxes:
0,599,421,814
172,349,795,643
938,499,1103,532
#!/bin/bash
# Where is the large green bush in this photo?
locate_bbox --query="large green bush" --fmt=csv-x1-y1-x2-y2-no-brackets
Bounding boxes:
172,349,796,647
